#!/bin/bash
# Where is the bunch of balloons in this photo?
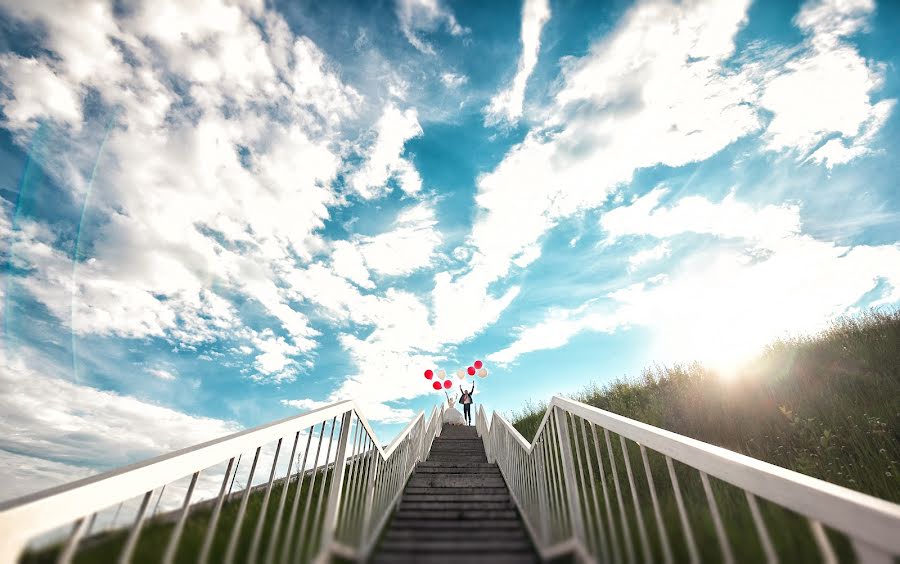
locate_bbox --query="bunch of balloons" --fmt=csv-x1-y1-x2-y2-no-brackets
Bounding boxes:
423,368,452,390
456,359,489,380
424,359,489,391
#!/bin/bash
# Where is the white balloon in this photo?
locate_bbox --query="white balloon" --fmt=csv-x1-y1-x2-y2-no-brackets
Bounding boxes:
456,369,466,380
438,369,447,380
477,368,488,378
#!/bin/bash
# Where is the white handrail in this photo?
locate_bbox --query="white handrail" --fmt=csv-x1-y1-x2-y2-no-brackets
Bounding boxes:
0,399,446,563
476,396,900,564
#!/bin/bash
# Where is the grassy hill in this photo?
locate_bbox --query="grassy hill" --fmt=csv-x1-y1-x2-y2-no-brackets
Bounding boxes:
511,308,899,503
510,309,899,562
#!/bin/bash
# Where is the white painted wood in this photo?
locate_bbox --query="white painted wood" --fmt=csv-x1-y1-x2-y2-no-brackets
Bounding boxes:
745,491,777,564
198,457,235,564
57,515,89,564
640,445,674,564
118,489,152,564
162,471,199,564
553,396,900,555
620,435,652,564
6,392,900,564
248,440,281,564
319,411,354,560
809,519,838,564
605,428,636,564
225,446,261,564
665,456,700,564
581,419,611,563
700,471,735,564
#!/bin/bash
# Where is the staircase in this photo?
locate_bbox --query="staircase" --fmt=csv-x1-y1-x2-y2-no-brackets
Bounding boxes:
372,425,538,563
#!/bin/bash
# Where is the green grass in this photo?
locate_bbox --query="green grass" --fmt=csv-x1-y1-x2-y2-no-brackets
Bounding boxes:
510,308,900,563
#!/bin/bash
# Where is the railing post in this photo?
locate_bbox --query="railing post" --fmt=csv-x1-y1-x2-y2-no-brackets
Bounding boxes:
484,413,495,464
554,405,588,559
535,437,552,546
418,415,426,463
319,410,353,558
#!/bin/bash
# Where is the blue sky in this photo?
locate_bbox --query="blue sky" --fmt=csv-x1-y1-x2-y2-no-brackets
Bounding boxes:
1,0,899,499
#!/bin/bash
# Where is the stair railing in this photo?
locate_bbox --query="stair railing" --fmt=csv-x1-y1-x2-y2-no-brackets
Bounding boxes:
0,399,445,563
476,396,900,563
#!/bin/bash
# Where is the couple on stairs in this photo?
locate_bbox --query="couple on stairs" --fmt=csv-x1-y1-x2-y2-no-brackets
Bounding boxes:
443,381,475,426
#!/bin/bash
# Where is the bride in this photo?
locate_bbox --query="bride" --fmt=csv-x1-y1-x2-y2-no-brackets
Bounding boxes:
442,391,466,425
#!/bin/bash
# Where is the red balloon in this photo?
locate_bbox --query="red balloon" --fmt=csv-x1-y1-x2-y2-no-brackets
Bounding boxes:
474,360,483,369
424,369,433,380
443,379,452,389
432,381,442,390
467,366,476,376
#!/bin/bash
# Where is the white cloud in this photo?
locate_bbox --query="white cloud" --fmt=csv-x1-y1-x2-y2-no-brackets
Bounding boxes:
0,450,96,503
490,192,900,367
328,202,442,292
601,187,801,246
759,0,893,163
357,203,442,276
608,237,900,370
395,0,468,54
349,105,424,199
331,240,375,289
627,242,671,272
0,56,83,130
795,0,874,48
460,0,759,341
0,351,239,473
250,331,302,382
440,72,468,89
0,0,384,378
281,398,330,411
149,368,177,381
484,0,551,126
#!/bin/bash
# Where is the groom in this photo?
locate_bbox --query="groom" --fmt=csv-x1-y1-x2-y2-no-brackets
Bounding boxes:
459,381,475,425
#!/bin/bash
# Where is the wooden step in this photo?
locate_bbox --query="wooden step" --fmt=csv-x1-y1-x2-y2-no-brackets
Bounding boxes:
414,467,499,474
387,519,524,530
384,529,527,542
397,501,515,511
378,539,533,553
373,553,538,564
403,486,510,495
370,424,537,561
393,509,519,520
402,493,512,503
408,475,505,488
417,462,495,469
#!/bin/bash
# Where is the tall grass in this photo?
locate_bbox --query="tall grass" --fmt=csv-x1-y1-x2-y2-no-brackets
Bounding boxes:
512,309,900,502
511,309,899,562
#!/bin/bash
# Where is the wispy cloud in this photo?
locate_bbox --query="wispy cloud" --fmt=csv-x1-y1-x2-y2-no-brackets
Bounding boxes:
395,0,469,55
484,0,551,126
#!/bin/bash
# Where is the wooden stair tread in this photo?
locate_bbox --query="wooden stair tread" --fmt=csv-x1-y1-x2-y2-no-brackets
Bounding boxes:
370,424,538,562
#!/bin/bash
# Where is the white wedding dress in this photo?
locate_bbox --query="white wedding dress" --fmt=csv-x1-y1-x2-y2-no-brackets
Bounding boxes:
442,392,466,425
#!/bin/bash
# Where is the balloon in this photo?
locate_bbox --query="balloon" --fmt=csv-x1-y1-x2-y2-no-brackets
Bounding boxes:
467,366,476,376
432,381,442,390
443,379,452,389
474,360,483,369
477,368,488,378
438,369,447,380
457,369,466,380
424,369,433,380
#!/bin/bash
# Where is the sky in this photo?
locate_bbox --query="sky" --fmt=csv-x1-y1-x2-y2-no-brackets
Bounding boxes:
0,0,899,502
